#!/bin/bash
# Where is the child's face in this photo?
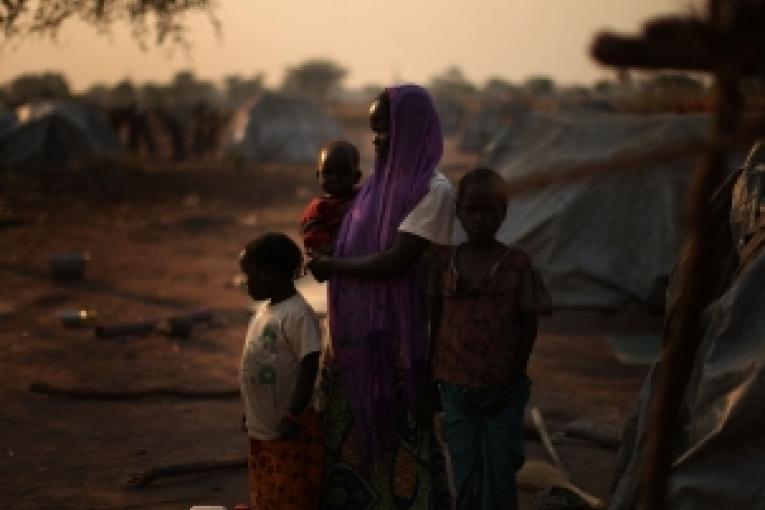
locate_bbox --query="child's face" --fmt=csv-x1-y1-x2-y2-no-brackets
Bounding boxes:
317,149,359,198
369,98,390,162
239,258,274,301
457,183,507,243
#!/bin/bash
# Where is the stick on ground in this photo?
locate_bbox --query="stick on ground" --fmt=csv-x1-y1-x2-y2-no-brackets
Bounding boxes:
125,457,248,489
530,407,568,477
564,419,621,450
29,381,239,401
518,460,605,509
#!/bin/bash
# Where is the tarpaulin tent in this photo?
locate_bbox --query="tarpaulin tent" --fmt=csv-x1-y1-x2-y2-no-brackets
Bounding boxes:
481,112,722,310
0,102,120,171
230,93,343,164
611,244,765,510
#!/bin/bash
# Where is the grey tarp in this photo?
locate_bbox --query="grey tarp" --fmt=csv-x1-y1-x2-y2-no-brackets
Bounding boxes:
458,101,528,153
483,113,717,309
232,93,343,163
0,102,120,171
609,246,765,509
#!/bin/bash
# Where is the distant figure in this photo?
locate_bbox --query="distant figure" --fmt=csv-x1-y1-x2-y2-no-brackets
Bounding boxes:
432,168,551,510
299,140,361,256
108,104,157,157
238,233,323,510
191,101,222,158
155,106,188,161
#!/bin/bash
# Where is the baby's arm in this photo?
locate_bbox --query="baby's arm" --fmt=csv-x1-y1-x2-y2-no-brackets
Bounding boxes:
277,351,320,439
308,231,428,280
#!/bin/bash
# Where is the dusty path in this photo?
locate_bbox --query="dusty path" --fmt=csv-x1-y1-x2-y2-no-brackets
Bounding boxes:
1,164,652,509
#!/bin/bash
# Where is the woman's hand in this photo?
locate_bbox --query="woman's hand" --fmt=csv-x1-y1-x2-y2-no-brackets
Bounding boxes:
307,256,334,282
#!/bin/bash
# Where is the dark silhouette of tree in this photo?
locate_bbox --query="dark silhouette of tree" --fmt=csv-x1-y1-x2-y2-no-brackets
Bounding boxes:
110,78,138,105
0,0,217,46
643,72,706,92
224,73,265,106
83,82,111,106
281,59,348,100
140,82,168,108
430,66,476,98
524,75,556,96
593,79,617,94
482,76,518,101
5,72,71,105
428,66,477,134
169,70,217,104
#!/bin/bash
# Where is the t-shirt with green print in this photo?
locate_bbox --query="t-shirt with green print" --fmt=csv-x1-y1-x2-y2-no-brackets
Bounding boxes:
240,293,322,440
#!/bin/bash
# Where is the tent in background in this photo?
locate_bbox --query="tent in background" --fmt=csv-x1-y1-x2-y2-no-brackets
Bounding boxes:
458,100,528,153
230,92,343,164
610,143,765,507
0,102,120,171
482,112,723,310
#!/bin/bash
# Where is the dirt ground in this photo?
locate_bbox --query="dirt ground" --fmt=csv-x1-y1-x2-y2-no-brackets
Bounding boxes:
0,160,654,509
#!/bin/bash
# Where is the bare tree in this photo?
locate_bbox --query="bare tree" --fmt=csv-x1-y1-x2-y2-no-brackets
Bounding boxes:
281,59,348,101
0,0,217,46
5,71,70,105
428,66,477,134
224,73,265,106
524,75,556,96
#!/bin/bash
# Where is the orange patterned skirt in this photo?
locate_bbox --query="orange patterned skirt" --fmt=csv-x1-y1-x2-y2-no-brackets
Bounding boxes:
248,411,323,510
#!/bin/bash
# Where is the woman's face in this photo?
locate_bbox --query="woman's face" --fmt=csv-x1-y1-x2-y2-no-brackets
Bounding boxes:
369,96,390,162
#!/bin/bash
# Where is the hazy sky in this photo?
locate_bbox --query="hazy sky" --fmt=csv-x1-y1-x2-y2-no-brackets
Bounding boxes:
0,0,696,91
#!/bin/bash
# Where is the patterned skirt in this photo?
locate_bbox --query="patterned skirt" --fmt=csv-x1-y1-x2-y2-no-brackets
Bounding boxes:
248,411,324,510
319,360,452,510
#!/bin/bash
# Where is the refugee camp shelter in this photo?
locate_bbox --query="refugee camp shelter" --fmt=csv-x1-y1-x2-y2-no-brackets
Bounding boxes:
610,144,765,508
458,100,528,153
231,93,343,164
484,112,717,310
0,102,120,171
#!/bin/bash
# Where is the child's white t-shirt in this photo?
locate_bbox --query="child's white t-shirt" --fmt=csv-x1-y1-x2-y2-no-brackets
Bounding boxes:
398,170,455,245
240,293,322,440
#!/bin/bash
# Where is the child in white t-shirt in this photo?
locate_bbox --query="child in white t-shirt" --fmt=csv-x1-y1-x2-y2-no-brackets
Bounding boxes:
238,233,322,510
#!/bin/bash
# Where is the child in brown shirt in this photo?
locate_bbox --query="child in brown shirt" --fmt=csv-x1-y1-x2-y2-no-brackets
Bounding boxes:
430,167,551,510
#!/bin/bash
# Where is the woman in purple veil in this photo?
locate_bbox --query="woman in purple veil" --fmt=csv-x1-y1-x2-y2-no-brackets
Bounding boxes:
309,84,454,509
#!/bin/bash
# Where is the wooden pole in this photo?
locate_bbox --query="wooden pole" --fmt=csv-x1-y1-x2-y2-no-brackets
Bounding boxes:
637,2,744,508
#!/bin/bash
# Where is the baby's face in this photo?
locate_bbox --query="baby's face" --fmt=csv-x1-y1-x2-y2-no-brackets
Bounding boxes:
317,150,358,198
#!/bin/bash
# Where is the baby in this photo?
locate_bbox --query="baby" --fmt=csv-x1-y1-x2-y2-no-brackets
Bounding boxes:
299,140,361,256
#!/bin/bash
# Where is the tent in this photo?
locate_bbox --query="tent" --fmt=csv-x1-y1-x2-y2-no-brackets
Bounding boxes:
607,140,765,510
231,93,343,164
481,112,723,310
458,100,528,153
0,102,120,171
610,236,765,510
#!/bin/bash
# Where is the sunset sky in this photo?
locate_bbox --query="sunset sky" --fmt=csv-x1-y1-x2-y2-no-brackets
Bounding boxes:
0,0,698,91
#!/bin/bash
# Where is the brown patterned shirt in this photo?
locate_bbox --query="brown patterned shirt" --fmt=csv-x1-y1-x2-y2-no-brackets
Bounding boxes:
432,244,540,388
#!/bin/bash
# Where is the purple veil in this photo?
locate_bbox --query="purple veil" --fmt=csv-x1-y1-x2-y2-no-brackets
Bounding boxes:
329,84,444,456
